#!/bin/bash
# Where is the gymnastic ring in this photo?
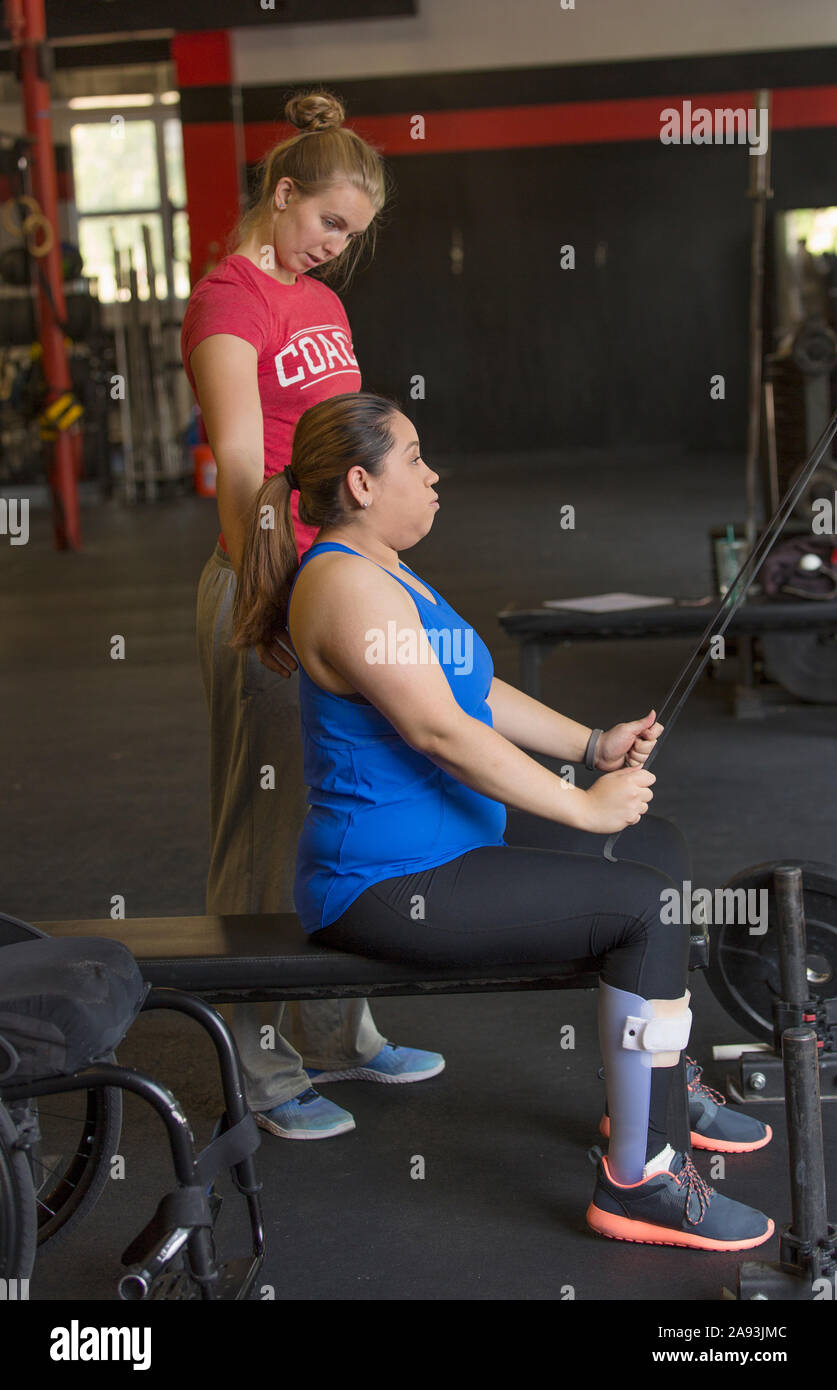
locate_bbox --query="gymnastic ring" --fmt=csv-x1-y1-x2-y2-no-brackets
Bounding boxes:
23,213,54,257
2,194,41,238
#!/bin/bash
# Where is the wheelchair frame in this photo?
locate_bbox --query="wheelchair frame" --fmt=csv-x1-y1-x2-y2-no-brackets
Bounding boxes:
1,987,265,1301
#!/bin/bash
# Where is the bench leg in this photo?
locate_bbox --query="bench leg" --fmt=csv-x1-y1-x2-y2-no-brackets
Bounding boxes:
734,634,766,719
521,641,545,700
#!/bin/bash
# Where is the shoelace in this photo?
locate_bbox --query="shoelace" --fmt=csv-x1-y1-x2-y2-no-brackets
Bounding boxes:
674,1153,714,1226
685,1056,726,1107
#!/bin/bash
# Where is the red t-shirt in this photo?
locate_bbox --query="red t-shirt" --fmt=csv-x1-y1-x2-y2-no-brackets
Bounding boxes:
180,253,362,558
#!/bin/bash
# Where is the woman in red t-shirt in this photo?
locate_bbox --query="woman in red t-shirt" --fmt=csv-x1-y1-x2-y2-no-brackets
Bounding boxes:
182,91,444,1140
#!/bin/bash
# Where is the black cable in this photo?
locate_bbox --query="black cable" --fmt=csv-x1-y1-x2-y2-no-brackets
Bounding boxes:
603,405,837,863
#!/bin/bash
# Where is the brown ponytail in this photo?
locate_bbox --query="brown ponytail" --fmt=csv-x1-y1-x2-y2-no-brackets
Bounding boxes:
230,391,402,652
229,472,298,652
226,88,393,293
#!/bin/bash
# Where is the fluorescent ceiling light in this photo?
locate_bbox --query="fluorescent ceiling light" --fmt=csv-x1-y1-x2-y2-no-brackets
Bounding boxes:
69,94,155,109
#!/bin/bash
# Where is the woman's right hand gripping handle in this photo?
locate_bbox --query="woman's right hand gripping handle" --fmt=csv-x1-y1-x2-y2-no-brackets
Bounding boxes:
583,767,655,833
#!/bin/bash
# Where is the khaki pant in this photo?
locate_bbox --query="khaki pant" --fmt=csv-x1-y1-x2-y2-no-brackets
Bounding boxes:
195,544,385,1109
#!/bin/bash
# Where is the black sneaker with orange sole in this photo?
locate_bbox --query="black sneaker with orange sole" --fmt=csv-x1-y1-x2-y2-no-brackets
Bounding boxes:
587,1149,774,1251
599,1057,772,1154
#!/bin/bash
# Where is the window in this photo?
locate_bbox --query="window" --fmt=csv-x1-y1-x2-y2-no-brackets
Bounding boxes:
777,207,837,332
70,103,190,302
785,207,837,257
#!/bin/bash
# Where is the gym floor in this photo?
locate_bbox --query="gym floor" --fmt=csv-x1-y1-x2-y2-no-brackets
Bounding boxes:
2,443,835,1301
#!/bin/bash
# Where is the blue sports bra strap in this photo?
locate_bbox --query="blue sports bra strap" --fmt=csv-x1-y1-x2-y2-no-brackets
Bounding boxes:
293,542,437,606
298,542,352,564
289,542,349,603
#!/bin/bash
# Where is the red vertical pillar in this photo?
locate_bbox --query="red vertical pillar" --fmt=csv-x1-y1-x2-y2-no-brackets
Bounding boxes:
171,30,243,289
5,0,80,549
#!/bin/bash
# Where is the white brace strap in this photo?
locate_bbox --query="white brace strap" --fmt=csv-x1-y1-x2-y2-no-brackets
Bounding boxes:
621,1007,692,1054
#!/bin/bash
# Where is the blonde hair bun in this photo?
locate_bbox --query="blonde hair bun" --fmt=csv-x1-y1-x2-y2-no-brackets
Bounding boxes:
225,86,388,292
284,90,345,133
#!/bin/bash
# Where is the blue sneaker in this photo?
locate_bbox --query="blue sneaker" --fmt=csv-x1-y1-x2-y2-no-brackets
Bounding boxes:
305,1042,445,1085
254,1087,355,1140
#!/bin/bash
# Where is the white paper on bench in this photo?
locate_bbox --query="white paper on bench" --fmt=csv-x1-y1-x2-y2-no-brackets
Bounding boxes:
542,592,675,612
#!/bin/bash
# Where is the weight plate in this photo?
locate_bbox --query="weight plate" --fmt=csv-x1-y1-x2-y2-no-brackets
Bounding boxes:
791,322,837,375
761,628,837,702
706,860,837,1042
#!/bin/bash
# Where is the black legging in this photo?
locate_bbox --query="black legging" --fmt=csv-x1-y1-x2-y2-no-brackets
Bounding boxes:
315,811,693,1160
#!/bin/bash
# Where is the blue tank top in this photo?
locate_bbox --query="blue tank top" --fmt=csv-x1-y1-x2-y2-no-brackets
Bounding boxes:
288,542,507,933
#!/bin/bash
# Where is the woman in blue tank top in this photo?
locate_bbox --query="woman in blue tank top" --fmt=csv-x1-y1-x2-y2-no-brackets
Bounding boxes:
230,391,773,1254
288,542,506,933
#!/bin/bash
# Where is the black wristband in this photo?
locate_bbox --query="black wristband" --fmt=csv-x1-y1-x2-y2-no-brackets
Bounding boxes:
584,728,603,771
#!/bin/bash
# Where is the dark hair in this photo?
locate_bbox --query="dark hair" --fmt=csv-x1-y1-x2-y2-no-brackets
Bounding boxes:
226,89,393,293
230,392,403,651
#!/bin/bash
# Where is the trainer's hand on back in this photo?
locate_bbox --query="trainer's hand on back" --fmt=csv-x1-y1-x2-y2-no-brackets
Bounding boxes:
584,767,655,833
256,627,298,678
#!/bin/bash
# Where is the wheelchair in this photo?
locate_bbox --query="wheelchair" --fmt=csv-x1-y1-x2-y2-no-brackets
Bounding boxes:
0,911,264,1299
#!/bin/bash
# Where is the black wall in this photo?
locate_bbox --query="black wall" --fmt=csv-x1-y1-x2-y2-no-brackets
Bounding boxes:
179,42,837,456
340,125,837,456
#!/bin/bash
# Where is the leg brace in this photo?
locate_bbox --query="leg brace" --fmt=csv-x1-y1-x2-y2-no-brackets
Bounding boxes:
598,981,693,1184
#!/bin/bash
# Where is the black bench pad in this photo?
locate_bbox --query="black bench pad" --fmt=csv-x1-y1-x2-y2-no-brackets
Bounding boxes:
32,913,600,1003
497,595,837,642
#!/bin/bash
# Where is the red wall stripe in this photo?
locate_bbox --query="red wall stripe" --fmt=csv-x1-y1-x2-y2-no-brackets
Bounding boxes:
180,79,837,291
243,84,837,159
172,30,231,88
180,122,241,285
772,83,837,129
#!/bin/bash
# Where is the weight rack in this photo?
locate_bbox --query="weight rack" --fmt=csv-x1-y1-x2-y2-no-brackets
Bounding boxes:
109,223,187,502
735,866,837,1299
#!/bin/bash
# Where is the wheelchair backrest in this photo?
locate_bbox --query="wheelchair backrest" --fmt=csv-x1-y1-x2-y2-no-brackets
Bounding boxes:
0,913,50,947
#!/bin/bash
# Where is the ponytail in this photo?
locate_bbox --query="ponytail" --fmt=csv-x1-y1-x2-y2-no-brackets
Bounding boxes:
230,391,402,651
230,472,298,651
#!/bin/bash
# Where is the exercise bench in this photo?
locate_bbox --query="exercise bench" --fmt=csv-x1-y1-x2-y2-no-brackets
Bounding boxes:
25,911,603,1003
7,909,708,1162
0,903,712,1298
497,593,837,709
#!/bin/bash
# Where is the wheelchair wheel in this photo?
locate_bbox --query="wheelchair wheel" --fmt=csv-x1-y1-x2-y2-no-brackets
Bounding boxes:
0,1101,37,1281
8,1069,122,1246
